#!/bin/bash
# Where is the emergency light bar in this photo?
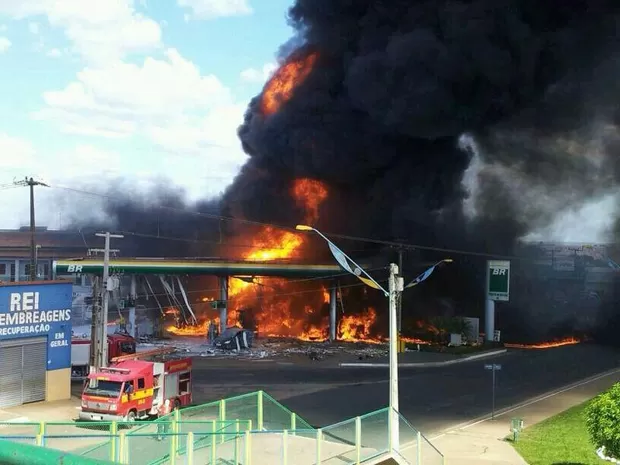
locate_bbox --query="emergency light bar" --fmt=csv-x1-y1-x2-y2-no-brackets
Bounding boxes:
111,347,176,363
99,367,131,374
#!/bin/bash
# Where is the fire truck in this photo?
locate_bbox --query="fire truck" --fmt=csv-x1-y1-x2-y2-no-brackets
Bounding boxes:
79,348,192,422
72,332,137,380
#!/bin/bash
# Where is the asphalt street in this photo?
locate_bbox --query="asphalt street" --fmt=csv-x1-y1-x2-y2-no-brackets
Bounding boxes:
190,343,620,435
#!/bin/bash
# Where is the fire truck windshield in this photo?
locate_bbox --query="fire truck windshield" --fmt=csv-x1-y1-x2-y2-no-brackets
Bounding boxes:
84,380,123,398
120,342,136,354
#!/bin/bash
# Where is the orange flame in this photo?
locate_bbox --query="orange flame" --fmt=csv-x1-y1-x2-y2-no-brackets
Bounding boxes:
167,177,334,339
245,228,304,261
165,176,388,344
166,320,214,336
261,52,318,116
337,307,380,342
504,337,581,349
293,178,328,225
322,287,330,304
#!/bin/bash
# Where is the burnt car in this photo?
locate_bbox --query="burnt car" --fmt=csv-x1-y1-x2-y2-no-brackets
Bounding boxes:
213,327,253,351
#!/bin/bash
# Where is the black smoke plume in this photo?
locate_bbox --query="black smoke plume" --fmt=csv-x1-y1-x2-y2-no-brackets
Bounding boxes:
231,0,620,245
68,1,620,343
63,181,222,258
224,0,620,341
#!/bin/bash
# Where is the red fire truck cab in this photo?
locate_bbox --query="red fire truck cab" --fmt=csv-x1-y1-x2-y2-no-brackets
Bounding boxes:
79,349,192,422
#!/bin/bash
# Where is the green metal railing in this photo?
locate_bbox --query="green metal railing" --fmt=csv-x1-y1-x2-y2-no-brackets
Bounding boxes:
0,438,116,465
0,391,444,464
75,390,311,460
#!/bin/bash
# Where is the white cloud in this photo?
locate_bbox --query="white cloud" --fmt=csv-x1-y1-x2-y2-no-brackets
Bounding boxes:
0,36,11,53
0,136,152,228
0,133,36,171
178,0,252,20
41,49,229,116
33,48,232,139
0,0,161,64
0,134,240,228
0,134,121,180
58,144,123,177
148,103,246,151
28,21,39,34
31,48,247,198
240,62,277,84
46,47,62,57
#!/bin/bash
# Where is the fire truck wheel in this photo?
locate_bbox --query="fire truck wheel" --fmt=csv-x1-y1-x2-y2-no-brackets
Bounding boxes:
126,410,136,422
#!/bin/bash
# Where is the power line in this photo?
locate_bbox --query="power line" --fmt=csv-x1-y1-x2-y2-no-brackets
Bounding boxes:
76,227,378,255
88,228,304,252
52,183,529,260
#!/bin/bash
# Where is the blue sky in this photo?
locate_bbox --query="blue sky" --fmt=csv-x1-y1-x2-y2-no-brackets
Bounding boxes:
0,0,295,228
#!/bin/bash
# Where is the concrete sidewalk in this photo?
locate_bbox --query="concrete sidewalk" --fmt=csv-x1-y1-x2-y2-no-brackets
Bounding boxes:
431,366,620,464
0,396,80,423
339,348,507,368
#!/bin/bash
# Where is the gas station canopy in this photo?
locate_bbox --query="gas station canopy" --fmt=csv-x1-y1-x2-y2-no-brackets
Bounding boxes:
53,258,344,278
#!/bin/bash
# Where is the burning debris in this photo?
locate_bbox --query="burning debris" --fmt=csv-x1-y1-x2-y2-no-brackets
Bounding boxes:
504,337,582,350
143,337,388,361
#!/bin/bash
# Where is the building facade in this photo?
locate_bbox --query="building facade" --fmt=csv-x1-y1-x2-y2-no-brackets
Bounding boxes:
0,281,73,407
0,227,90,284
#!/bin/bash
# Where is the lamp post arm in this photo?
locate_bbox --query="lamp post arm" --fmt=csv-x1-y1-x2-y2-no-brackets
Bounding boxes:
309,228,388,295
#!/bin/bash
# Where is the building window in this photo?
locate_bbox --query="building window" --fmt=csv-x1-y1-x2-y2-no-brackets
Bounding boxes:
23,262,51,280
39,263,50,280
0,263,7,275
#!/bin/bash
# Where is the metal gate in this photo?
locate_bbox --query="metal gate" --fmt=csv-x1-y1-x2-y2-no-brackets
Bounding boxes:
0,337,47,407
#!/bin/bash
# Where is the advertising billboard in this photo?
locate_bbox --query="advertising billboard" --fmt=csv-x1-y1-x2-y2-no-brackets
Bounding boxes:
0,282,73,370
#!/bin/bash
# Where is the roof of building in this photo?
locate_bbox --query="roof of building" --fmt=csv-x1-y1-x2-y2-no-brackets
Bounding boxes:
0,228,89,259
0,280,72,287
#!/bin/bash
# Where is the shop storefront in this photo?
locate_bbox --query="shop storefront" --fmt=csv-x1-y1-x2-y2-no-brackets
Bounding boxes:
0,281,73,407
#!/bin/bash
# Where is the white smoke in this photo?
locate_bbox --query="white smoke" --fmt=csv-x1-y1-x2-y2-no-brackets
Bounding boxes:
524,193,619,243
458,133,483,221
459,130,620,244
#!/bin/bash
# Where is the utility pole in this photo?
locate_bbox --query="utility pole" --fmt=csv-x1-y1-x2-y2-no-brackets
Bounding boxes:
14,177,48,280
93,233,123,368
89,277,101,370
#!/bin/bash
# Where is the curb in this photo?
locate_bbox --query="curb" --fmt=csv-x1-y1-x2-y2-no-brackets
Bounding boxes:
338,348,508,368
429,365,620,440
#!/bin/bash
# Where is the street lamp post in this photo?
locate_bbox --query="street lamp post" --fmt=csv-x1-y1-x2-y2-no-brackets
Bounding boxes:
296,225,453,455
296,225,402,452
387,262,402,452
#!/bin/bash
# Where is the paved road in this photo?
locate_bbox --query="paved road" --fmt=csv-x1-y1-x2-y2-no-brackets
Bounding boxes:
190,343,620,435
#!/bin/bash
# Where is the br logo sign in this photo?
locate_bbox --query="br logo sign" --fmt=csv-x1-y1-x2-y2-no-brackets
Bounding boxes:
487,260,510,302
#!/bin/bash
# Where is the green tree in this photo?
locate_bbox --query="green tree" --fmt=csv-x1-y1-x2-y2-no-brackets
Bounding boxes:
585,383,620,457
